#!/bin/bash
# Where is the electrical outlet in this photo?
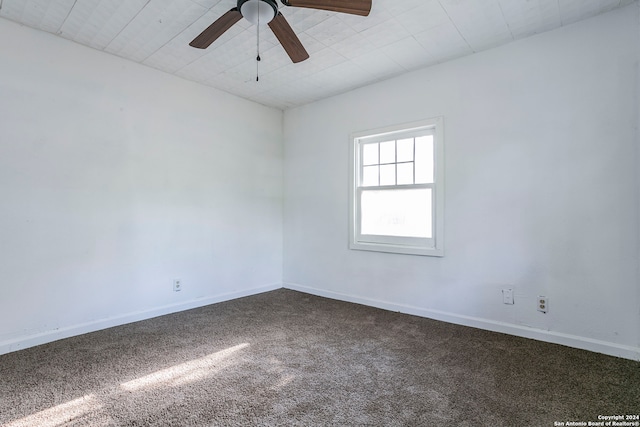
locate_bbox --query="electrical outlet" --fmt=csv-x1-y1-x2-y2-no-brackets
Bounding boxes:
173,279,181,292
537,296,548,313
502,289,514,305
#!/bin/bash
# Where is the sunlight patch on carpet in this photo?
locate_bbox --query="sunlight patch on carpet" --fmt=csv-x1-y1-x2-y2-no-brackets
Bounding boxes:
120,343,250,391
4,394,102,427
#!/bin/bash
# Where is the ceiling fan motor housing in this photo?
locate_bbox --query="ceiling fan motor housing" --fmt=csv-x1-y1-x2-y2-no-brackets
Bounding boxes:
238,0,278,25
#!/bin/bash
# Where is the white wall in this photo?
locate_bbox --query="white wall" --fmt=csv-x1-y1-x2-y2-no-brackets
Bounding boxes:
283,5,640,360
0,18,283,354
636,0,640,358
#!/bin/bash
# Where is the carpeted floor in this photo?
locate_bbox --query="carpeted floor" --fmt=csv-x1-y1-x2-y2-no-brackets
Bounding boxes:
0,289,638,426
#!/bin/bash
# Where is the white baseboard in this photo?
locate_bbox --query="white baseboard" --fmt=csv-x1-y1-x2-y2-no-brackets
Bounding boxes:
0,283,281,356
4,282,638,361
284,282,640,361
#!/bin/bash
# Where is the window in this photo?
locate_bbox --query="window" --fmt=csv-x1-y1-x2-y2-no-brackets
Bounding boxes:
350,117,444,256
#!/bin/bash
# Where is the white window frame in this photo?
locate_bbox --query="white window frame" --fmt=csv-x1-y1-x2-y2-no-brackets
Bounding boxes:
349,117,444,257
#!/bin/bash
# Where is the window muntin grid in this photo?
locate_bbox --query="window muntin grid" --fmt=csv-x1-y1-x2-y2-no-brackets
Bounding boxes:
360,135,434,188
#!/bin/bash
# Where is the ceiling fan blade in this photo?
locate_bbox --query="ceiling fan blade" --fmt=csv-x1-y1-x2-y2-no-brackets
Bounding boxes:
268,12,309,63
189,8,242,49
282,0,371,16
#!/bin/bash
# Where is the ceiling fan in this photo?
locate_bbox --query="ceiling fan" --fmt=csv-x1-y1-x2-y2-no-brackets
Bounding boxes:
189,0,372,63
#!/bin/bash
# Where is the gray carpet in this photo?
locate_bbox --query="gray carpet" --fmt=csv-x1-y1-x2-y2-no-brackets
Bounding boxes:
0,289,638,426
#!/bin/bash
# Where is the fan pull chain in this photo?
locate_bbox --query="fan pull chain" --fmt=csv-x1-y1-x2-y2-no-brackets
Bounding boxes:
256,9,261,82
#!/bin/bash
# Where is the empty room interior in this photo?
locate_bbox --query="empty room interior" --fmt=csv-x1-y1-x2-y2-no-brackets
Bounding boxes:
1,0,639,425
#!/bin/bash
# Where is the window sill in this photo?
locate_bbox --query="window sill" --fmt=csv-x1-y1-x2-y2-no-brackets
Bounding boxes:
349,241,444,257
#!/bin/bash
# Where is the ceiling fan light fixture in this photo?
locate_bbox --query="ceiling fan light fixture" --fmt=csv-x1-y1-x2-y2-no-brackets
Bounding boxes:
239,0,277,25
190,0,371,63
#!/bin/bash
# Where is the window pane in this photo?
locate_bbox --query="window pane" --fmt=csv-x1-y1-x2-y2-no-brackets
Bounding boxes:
362,166,378,187
362,143,378,166
397,138,414,163
380,164,395,186
361,189,432,238
397,162,414,185
415,135,434,184
379,141,395,164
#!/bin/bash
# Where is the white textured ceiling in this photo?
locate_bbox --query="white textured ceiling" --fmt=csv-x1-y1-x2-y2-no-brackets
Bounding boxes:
0,0,635,109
